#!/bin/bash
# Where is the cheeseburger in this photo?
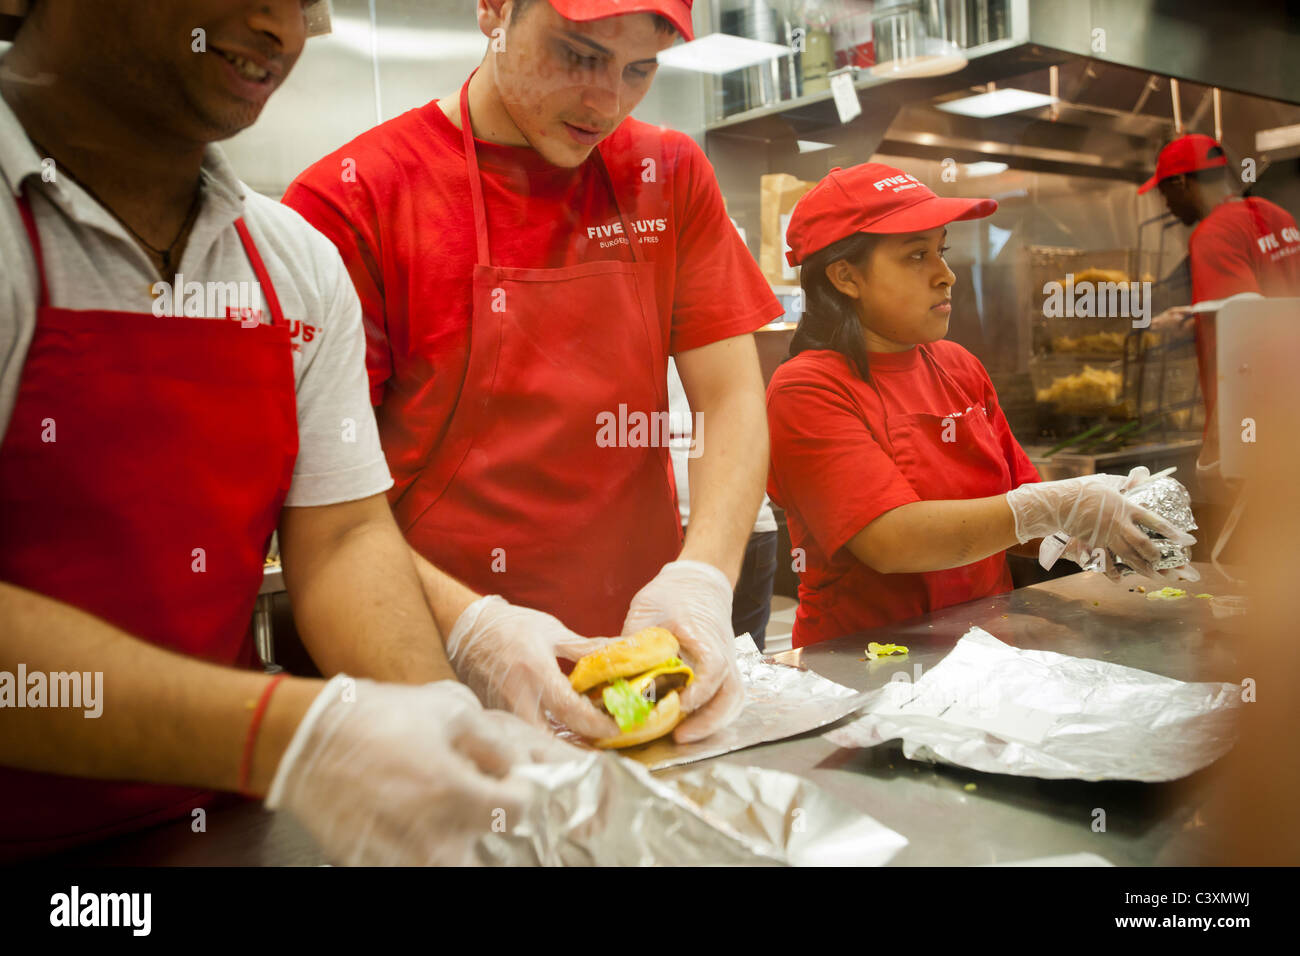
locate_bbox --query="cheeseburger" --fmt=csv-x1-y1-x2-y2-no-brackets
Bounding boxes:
569,628,695,749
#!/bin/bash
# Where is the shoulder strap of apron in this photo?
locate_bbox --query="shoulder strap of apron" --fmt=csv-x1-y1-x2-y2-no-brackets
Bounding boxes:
919,343,983,411
232,218,287,328
15,191,51,311
458,69,639,267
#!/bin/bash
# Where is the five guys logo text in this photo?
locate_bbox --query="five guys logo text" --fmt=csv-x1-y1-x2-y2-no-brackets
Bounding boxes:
1257,226,1300,260
586,218,668,240
872,173,922,193
149,276,315,348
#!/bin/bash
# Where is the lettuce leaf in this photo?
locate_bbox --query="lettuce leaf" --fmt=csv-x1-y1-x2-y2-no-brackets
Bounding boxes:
602,679,653,731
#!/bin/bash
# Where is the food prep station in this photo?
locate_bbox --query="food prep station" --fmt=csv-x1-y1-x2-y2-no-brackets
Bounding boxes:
10,0,1293,872
162,0,1290,862
50,564,1243,866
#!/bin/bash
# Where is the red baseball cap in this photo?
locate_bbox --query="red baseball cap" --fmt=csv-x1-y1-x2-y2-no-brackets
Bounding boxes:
1137,134,1228,194
785,163,997,267
548,0,694,41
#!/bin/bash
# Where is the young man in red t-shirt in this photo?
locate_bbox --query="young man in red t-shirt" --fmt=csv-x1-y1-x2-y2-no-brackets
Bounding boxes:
284,0,782,744
1141,135,1300,441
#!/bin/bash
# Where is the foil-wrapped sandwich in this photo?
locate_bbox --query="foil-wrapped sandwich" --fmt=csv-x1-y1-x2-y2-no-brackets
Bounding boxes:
1112,474,1197,573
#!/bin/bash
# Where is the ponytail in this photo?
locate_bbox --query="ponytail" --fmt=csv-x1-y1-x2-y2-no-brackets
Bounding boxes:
786,233,879,381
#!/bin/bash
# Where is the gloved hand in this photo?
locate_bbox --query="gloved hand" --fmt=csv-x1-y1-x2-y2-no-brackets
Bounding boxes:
1045,468,1201,583
1053,532,1200,582
1040,468,1139,579
621,559,745,744
1009,471,1196,581
266,675,585,865
1046,470,1133,570
446,596,621,739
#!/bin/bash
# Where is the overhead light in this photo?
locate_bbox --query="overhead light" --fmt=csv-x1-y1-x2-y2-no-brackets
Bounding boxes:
1257,123,1300,152
936,89,1058,118
962,161,1008,177
797,140,834,153
656,33,790,74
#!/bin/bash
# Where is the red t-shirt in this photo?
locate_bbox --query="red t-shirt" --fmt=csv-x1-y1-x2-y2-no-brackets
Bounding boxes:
282,100,782,506
766,343,1040,646
1188,196,1300,411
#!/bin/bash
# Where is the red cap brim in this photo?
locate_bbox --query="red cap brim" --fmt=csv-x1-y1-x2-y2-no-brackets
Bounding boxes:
862,195,999,234
548,1,694,41
1137,173,1160,194
784,195,998,267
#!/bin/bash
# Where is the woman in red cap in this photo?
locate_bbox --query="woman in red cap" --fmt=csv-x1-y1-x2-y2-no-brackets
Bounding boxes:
766,163,1199,647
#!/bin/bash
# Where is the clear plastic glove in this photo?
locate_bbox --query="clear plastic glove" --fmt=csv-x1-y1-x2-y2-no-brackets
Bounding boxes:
1043,468,1200,583
1043,469,1127,580
621,559,744,744
1056,536,1201,583
266,675,584,865
1009,471,1196,581
446,596,620,739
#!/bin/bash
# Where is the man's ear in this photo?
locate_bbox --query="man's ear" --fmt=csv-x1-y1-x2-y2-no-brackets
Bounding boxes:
826,260,863,300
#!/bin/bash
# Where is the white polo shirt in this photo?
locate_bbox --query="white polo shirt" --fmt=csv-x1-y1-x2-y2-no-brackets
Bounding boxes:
0,83,391,507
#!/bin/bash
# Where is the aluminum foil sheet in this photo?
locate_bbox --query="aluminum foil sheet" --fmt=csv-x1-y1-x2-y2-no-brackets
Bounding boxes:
475,754,907,866
1085,474,1198,574
824,627,1240,782
558,635,868,771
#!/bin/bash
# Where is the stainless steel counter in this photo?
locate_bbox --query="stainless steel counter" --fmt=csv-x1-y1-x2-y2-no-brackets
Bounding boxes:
658,561,1242,866
49,564,1244,866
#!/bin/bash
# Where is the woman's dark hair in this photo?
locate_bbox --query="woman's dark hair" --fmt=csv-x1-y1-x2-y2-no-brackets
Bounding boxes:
786,232,881,380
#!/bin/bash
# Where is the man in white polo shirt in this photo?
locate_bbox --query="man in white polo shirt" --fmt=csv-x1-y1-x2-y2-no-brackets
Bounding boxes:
0,0,584,864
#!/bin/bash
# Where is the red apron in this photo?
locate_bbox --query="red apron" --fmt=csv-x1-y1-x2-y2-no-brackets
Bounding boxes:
395,73,682,637
0,192,299,858
884,346,1016,611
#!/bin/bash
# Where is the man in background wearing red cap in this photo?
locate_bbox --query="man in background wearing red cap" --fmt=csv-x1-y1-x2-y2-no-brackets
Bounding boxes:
284,0,782,743
1142,134,1300,437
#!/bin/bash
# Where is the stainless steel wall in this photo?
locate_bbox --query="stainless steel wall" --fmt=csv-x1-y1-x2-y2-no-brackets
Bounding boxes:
222,0,710,198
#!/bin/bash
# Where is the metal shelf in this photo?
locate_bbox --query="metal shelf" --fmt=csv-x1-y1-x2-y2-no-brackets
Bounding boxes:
705,35,1028,134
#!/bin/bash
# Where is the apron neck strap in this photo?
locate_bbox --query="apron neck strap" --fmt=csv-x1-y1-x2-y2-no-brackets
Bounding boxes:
459,71,493,268
233,218,287,328
918,343,977,405
15,191,51,310
458,69,639,267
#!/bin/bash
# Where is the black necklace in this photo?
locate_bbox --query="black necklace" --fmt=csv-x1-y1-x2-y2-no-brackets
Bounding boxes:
30,138,203,276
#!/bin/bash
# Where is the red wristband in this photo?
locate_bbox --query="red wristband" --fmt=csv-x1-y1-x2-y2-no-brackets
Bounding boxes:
239,674,287,797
